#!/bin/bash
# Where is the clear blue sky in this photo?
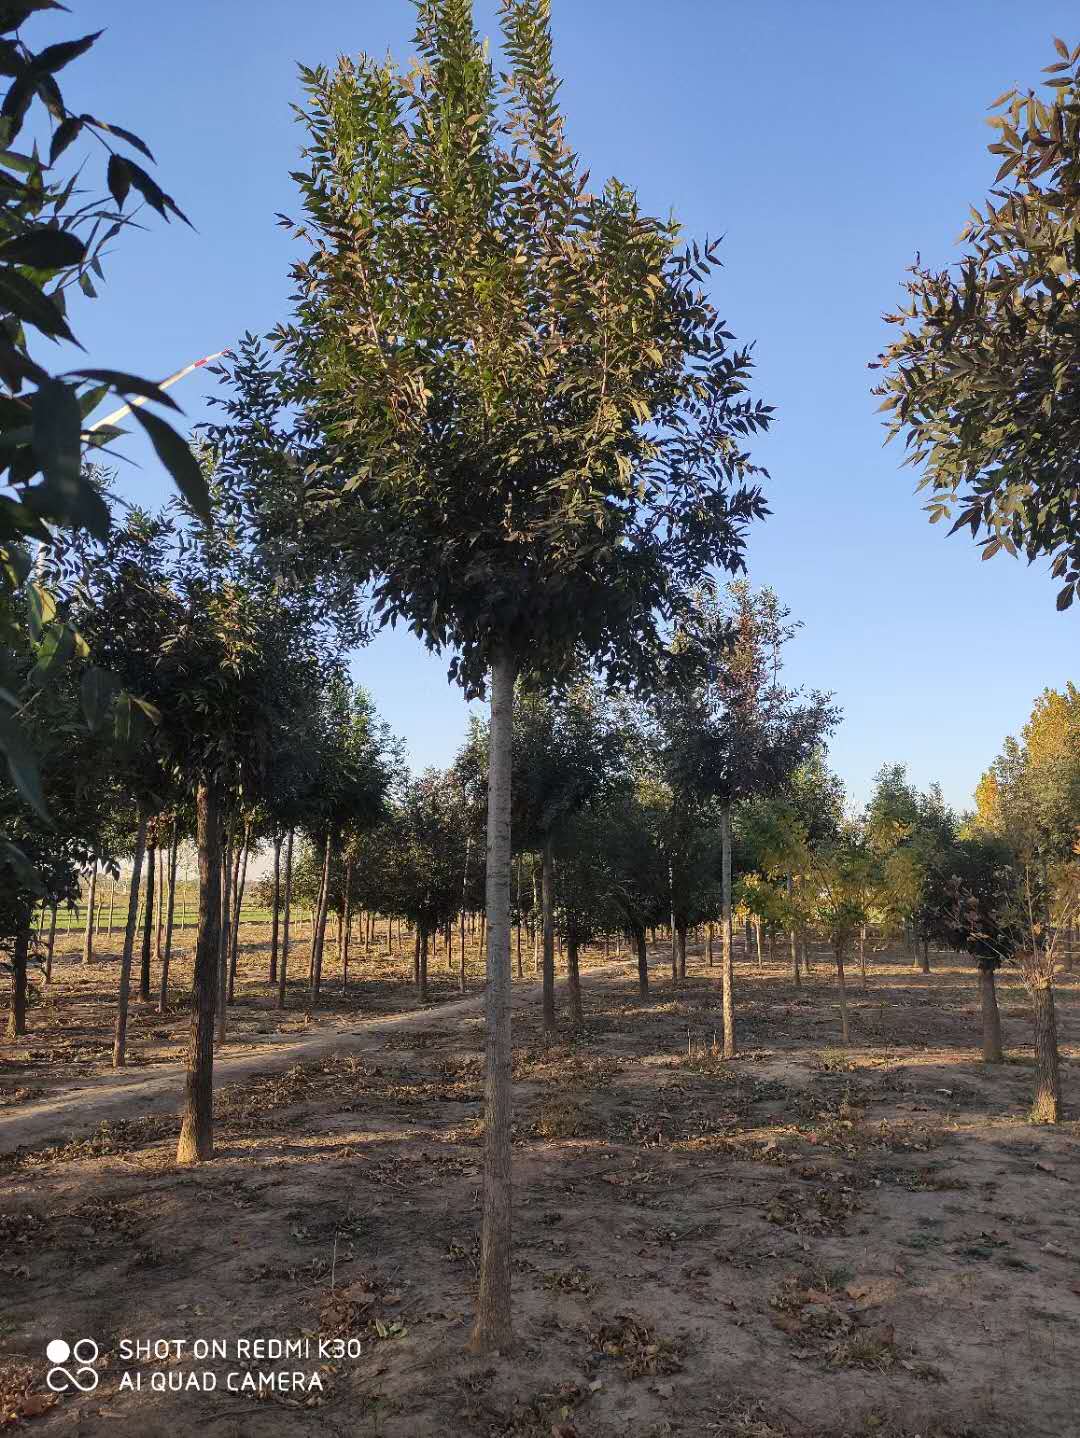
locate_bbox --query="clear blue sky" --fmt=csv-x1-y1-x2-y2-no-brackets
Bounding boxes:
39,1,1078,813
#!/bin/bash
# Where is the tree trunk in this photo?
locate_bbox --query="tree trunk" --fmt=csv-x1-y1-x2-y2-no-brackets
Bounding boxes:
177,779,223,1165
979,964,1004,1064
113,808,149,1067
270,834,283,989
515,854,524,980
705,922,714,967
107,879,116,937
919,938,930,974
669,877,678,986
859,925,868,988
139,842,156,1004
341,858,353,992
635,926,649,998
786,874,799,987
82,864,98,966
277,829,294,1011
226,834,242,999
412,924,421,987
311,832,333,998
6,924,29,1037
155,844,165,960
216,822,232,1044
720,803,735,1059
44,903,57,983
159,823,179,1014
1030,980,1063,1123
566,934,583,1027
531,866,540,975
835,942,850,1044
676,920,687,981
418,924,429,1004
470,650,515,1354
541,836,556,1037
227,834,250,1002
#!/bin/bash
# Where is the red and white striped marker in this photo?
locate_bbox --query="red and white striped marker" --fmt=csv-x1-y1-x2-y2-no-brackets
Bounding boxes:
87,350,230,432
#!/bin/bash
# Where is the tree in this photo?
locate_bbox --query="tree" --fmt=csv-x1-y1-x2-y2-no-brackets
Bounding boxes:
865,765,956,970
278,0,772,1350
71,510,179,1066
656,583,836,1054
809,829,875,1044
299,679,390,1002
552,807,622,1026
0,655,109,1037
0,14,209,849
967,690,1080,1118
921,832,1012,1062
590,787,667,998
874,39,1080,609
384,770,470,1002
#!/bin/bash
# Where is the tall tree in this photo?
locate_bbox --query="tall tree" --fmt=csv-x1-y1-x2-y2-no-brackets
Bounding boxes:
0,15,209,855
875,39,1080,609
277,0,771,1350
656,583,836,1054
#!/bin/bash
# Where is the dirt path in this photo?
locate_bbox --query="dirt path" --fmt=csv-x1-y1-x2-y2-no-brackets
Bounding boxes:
0,959,635,1155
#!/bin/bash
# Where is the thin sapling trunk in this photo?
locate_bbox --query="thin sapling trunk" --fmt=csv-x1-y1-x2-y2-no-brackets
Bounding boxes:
177,780,223,1164
470,651,515,1354
113,808,148,1067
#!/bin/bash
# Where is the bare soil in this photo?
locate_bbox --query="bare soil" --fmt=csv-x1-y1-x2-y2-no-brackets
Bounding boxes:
2,937,1079,1438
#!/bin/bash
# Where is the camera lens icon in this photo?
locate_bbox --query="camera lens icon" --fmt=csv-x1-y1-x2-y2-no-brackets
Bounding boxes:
46,1338,99,1393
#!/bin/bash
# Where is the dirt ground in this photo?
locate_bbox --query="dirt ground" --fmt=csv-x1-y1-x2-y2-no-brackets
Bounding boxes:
1,918,505,1100
1,937,1079,1438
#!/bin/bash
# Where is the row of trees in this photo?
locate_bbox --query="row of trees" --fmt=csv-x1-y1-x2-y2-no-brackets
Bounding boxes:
7,1,1078,1360
0,0,780,1353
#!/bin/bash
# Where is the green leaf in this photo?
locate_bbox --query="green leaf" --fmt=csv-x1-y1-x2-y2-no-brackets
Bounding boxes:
1056,584,1074,612
111,690,151,746
0,837,44,894
0,710,49,822
80,664,118,731
81,115,154,163
0,70,34,137
23,467,109,539
120,157,191,227
34,31,101,75
0,4,65,38
0,266,77,341
76,381,108,419
48,113,80,164
30,376,81,493
106,152,129,209
131,695,161,724
26,580,55,640
30,617,73,685
131,407,210,519
0,226,85,267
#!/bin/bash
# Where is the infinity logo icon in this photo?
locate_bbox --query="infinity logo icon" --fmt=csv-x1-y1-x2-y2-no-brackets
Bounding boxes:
46,1338,100,1393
